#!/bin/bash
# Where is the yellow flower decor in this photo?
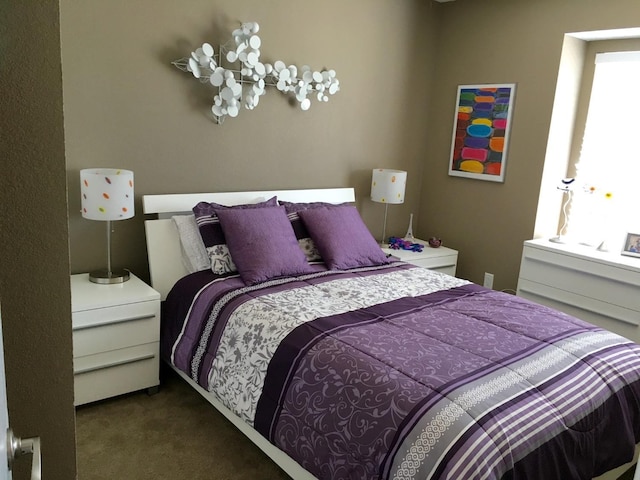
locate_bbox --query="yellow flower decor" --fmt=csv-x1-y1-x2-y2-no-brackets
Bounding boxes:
584,185,613,200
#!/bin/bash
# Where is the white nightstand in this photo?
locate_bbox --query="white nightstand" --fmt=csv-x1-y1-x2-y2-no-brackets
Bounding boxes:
71,272,161,406
382,240,458,276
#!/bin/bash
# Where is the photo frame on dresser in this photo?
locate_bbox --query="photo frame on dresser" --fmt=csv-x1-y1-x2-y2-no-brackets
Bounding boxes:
622,232,640,257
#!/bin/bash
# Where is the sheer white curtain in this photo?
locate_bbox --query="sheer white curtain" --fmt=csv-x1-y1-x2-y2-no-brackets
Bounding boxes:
567,51,640,247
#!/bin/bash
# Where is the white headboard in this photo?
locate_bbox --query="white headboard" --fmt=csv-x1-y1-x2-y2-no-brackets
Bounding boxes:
143,188,356,300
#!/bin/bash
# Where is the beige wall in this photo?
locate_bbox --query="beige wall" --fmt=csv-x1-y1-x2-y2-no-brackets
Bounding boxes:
61,0,640,293
0,2,77,480
61,0,440,282
420,0,640,291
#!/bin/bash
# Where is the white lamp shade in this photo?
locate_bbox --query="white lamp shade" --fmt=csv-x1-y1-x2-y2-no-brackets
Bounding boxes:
371,169,406,204
81,168,134,221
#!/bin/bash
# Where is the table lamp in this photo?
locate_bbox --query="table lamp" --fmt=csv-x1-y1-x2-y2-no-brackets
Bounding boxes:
371,168,407,245
80,168,134,284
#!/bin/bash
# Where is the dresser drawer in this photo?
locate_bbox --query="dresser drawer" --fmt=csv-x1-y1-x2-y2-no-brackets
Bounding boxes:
518,278,639,327
73,300,159,357
74,342,159,406
517,240,640,343
519,247,640,313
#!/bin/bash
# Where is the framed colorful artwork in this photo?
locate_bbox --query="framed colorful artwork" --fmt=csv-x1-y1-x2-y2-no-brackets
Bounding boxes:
448,83,516,182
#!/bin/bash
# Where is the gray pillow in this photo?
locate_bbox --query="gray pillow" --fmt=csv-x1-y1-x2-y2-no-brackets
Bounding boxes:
172,214,210,273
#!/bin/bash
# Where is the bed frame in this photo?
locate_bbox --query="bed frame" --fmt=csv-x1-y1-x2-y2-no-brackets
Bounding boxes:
142,187,637,480
143,188,354,480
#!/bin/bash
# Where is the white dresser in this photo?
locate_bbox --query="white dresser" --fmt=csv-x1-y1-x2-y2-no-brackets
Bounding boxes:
516,239,640,343
71,273,161,405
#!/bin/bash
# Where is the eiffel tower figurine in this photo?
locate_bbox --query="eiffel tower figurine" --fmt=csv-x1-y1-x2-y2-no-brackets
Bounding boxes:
404,213,415,241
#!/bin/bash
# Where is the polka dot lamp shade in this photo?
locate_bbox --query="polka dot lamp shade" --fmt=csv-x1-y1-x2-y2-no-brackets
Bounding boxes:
81,169,134,221
370,169,406,205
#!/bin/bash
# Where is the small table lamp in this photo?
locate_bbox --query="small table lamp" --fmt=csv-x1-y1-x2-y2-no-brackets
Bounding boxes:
371,168,407,245
80,168,134,284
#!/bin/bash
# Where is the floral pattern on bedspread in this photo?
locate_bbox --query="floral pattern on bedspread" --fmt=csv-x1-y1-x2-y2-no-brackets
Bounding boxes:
209,266,468,424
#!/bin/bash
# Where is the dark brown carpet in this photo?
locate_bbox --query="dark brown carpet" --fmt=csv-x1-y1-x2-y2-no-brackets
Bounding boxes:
75,366,290,479
76,366,637,480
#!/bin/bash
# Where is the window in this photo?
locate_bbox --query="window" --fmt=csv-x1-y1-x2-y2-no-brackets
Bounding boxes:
566,51,640,247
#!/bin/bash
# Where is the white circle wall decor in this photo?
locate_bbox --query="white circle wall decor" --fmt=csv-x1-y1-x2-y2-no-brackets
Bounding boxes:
172,21,340,124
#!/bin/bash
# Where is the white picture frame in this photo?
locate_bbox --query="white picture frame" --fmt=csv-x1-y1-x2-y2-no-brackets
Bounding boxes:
621,232,640,258
448,83,516,183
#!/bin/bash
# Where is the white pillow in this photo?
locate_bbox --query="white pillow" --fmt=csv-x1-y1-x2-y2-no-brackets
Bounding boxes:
172,215,210,273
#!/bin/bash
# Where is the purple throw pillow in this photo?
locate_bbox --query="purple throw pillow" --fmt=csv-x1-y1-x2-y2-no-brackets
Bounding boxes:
279,200,352,263
298,206,390,270
278,200,353,240
215,206,314,285
192,196,278,247
192,196,278,274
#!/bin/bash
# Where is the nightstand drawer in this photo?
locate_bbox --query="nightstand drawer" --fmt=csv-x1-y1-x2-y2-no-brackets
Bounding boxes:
382,241,458,276
73,302,159,357
74,342,159,405
410,257,457,275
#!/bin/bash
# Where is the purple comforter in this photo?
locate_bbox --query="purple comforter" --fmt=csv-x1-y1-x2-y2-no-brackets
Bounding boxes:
162,263,640,480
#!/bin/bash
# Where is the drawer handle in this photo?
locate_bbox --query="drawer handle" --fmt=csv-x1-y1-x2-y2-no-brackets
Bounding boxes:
73,313,156,331
75,353,156,374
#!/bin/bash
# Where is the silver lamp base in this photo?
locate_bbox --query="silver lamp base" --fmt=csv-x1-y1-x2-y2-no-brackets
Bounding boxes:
89,269,130,284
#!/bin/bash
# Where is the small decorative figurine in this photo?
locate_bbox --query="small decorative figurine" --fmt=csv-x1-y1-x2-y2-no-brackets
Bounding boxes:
404,213,415,241
428,237,442,248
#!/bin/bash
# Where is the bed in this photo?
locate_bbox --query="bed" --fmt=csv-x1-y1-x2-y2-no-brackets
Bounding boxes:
143,188,640,480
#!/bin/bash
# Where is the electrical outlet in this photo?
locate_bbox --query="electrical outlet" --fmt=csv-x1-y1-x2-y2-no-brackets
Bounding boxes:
483,272,494,289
